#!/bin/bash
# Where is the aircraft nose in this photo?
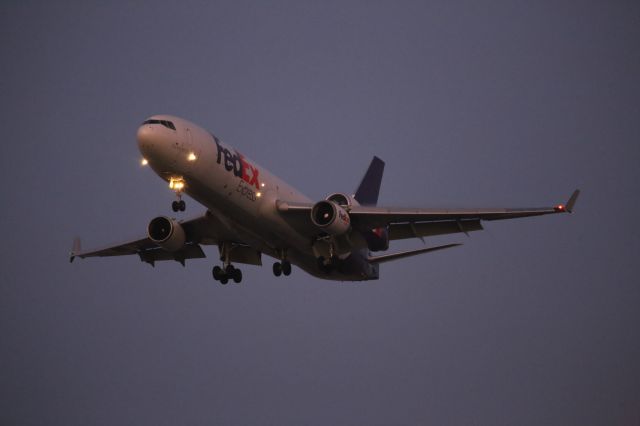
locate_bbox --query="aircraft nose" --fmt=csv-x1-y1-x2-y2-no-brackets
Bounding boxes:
136,118,179,167
137,124,154,154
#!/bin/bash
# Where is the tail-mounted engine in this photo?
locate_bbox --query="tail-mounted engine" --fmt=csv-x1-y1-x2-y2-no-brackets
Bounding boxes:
147,216,186,252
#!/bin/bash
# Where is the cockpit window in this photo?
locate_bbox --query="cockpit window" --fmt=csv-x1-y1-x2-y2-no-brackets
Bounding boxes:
142,119,176,130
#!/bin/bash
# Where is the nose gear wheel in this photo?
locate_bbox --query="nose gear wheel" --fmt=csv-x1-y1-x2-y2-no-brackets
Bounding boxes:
171,200,186,212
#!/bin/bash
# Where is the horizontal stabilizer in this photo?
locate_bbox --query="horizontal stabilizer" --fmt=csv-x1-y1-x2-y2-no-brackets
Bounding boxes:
368,243,461,264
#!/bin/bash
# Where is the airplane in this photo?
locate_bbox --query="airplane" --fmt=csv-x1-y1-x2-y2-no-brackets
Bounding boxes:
70,114,580,284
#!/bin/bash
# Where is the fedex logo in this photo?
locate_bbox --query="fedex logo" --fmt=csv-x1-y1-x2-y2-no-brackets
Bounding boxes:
214,137,260,190
339,210,350,225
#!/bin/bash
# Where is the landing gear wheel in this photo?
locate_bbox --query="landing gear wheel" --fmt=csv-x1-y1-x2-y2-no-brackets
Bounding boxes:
172,200,186,212
220,276,229,285
233,269,242,283
282,260,291,276
212,266,223,281
273,262,282,277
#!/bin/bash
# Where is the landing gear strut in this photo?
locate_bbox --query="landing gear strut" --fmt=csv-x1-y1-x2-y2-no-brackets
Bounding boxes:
316,256,337,274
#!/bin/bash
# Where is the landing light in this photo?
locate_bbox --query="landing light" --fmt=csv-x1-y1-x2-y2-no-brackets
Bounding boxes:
260,182,265,188
187,152,197,161
169,178,185,191
256,192,262,198
141,158,148,166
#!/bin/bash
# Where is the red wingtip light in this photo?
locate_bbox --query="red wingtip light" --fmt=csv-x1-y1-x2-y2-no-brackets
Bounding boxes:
555,204,565,212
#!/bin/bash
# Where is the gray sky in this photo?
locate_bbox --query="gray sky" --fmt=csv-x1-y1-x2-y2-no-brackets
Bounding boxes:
1,1,639,425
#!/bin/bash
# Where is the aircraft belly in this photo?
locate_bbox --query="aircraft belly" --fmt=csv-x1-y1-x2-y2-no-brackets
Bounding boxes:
184,182,371,280
184,176,310,250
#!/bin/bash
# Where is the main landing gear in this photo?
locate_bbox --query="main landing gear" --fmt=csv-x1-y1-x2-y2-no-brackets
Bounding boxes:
316,256,338,274
272,248,292,278
272,260,292,277
212,242,242,284
212,264,242,284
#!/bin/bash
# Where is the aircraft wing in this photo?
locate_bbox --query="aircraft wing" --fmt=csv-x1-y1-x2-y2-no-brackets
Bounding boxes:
70,211,262,266
278,190,580,240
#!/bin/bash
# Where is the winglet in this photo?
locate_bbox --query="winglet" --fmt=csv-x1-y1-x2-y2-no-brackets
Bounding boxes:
565,189,580,213
70,237,81,263
554,189,580,213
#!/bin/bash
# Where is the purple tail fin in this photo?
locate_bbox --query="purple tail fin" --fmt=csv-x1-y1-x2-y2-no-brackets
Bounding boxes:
354,156,385,206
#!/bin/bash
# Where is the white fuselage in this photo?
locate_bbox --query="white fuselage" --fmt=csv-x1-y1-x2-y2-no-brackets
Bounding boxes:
136,114,377,281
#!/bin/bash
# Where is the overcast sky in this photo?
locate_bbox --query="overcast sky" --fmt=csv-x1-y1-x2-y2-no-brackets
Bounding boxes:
1,1,639,425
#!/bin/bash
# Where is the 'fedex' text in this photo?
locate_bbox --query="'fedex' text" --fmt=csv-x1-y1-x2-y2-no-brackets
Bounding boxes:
214,137,260,190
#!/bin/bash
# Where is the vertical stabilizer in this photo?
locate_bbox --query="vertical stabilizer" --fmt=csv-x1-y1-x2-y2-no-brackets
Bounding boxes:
354,156,385,206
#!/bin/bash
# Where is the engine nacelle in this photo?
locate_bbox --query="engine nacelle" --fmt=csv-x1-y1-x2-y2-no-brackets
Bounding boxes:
311,200,351,235
325,192,360,209
147,216,186,252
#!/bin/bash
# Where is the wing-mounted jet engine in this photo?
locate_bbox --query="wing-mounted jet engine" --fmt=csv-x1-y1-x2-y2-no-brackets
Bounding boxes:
310,201,351,235
310,193,368,267
147,216,186,251
311,192,389,253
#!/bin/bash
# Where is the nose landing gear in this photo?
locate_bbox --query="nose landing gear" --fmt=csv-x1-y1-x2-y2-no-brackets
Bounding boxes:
171,199,186,212
169,177,186,212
